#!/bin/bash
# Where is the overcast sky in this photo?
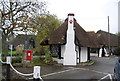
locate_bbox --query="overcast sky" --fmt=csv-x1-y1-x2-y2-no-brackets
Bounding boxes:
45,0,119,34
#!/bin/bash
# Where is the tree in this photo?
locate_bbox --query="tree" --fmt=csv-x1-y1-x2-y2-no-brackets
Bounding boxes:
0,0,47,55
28,14,63,48
113,32,120,56
116,32,120,36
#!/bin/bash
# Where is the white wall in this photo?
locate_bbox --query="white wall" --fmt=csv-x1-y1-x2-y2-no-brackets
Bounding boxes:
80,47,88,62
61,45,65,58
63,15,76,65
75,45,80,63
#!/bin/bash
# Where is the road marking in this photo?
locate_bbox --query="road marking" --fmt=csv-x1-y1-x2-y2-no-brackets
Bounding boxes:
41,68,75,77
98,74,113,81
41,67,113,78
75,68,113,81
74,67,113,75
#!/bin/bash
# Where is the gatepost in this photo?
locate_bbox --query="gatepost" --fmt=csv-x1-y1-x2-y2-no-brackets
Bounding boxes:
6,56,11,81
33,66,42,81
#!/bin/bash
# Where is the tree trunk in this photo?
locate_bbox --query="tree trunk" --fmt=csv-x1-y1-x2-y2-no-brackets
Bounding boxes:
2,34,8,57
22,50,26,64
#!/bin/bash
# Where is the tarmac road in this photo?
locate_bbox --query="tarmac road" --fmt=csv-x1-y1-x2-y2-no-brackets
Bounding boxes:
41,56,118,80
84,57,117,73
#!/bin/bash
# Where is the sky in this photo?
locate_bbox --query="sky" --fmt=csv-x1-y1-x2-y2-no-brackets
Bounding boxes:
44,0,120,34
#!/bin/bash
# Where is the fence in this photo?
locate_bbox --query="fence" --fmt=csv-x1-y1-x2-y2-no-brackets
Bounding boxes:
0,56,43,81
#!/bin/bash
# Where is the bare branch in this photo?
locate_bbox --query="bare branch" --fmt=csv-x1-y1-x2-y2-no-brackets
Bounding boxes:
1,1,10,11
0,0,47,41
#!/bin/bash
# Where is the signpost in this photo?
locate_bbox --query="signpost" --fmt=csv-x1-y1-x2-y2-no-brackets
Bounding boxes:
9,44,13,58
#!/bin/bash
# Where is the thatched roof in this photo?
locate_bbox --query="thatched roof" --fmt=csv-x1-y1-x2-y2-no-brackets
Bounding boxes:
87,30,119,47
40,19,68,45
96,30,118,47
87,31,100,47
40,18,98,48
74,21,98,48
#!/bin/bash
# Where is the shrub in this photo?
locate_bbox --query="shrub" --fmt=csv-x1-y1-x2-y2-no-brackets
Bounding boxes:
32,58,46,66
114,46,120,56
44,48,53,63
12,57,22,64
16,44,24,54
33,51,40,56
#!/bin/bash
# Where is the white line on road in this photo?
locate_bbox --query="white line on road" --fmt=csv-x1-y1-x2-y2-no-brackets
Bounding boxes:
41,67,113,78
72,67,113,75
41,68,76,77
98,74,113,81
73,68,113,81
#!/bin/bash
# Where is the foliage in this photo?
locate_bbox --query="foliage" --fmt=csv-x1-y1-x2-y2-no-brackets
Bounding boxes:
33,51,40,56
114,46,120,56
79,60,94,66
28,14,63,48
1,51,22,56
44,48,53,63
32,58,46,66
8,51,16,56
0,0,47,55
0,0,47,35
16,44,24,54
12,56,22,64
116,32,120,36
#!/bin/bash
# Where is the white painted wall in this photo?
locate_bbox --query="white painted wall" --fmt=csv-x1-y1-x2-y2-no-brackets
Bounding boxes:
80,47,88,62
99,48,107,57
75,45,80,63
61,45,80,64
90,53,98,56
63,15,76,65
61,45,65,58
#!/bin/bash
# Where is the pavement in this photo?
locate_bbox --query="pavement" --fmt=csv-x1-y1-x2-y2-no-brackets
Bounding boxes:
1,56,119,80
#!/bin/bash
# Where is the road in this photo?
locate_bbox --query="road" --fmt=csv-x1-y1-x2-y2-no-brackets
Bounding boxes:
1,56,118,81
41,57,118,81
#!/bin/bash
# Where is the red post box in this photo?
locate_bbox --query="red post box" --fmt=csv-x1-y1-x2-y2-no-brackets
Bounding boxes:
26,50,32,60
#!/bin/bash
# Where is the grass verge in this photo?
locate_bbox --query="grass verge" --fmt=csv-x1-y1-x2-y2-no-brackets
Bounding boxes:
78,60,95,66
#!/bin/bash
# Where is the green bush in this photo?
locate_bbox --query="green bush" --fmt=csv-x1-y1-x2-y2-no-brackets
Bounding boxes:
114,46,120,56
7,51,22,56
32,58,46,66
33,51,40,56
8,51,16,54
12,57,22,64
44,48,53,63
39,47,46,55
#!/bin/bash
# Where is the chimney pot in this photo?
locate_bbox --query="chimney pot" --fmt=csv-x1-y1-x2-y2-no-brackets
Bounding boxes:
68,13,74,16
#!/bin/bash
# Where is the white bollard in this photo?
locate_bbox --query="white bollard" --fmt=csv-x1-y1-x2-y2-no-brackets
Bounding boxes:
6,56,11,81
33,66,41,79
6,56,11,64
